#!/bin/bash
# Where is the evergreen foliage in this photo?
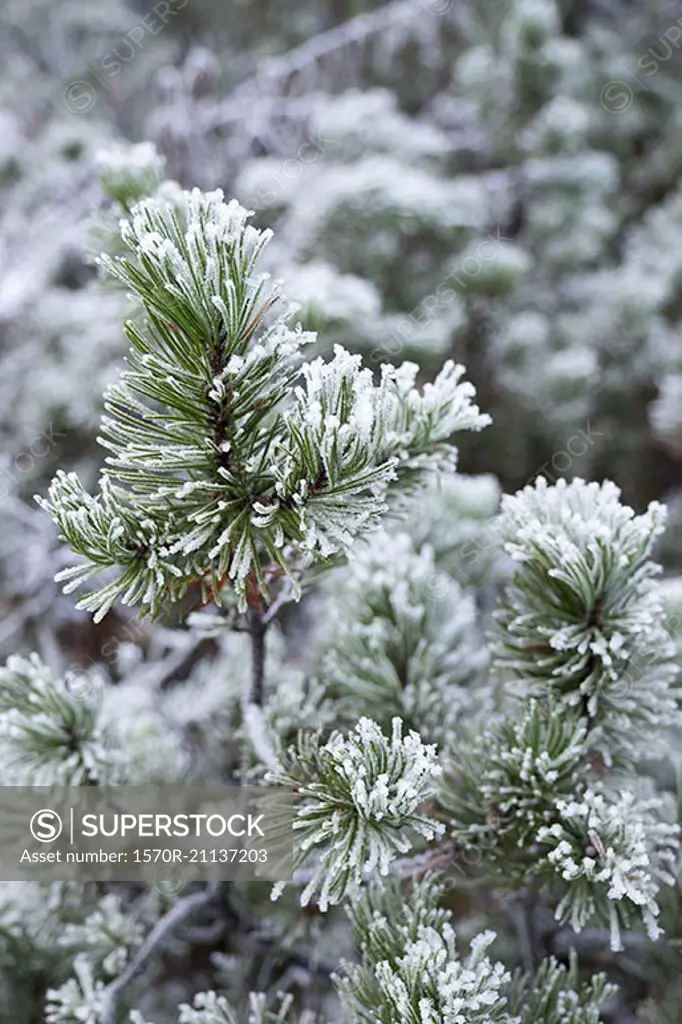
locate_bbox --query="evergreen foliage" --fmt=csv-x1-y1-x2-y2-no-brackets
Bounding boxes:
0,654,111,785
23,171,682,1021
506,954,616,1024
320,529,487,749
494,477,680,761
269,716,443,911
5,0,682,1017
38,188,488,620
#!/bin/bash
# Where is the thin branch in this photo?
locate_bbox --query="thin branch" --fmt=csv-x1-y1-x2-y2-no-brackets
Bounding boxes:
506,895,536,973
175,918,227,945
99,883,220,1024
247,600,267,706
291,842,454,890
262,581,295,626
389,842,455,878
215,0,413,112
155,636,215,690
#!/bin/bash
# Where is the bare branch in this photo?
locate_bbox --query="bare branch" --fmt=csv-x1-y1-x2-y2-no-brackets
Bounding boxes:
231,1,412,98
262,581,296,626
247,602,267,706
99,883,220,1024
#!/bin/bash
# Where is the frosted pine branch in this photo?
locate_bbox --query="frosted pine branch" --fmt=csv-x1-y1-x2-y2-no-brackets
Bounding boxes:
494,477,679,760
537,789,679,952
0,654,111,785
38,188,487,620
268,717,443,911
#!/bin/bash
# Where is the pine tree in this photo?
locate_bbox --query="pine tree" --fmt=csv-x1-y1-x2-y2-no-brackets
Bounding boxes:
11,168,677,1024
4,0,682,1018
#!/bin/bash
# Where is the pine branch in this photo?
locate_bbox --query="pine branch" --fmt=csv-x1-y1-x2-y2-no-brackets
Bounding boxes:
493,477,679,762
321,529,487,750
271,717,444,910
38,190,488,623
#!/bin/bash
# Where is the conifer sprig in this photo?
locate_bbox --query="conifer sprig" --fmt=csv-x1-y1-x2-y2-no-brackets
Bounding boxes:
38,189,488,620
493,477,679,760
268,717,444,911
